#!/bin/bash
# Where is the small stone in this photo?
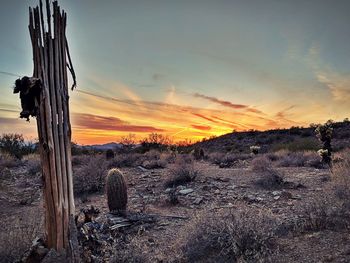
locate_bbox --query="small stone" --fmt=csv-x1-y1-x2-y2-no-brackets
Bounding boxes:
193,197,203,205
274,196,280,200
256,197,264,202
272,191,281,196
179,188,194,195
292,194,302,200
214,189,220,194
228,184,236,190
246,195,256,202
165,188,172,193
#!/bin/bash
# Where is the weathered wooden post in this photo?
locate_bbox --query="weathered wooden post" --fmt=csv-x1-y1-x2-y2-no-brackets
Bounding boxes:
14,0,77,258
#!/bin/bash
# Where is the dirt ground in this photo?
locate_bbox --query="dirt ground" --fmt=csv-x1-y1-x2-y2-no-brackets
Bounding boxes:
1,159,350,263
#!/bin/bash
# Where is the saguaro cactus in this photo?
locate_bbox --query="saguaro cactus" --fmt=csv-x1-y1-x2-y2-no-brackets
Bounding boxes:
14,0,77,254
106,169,128,215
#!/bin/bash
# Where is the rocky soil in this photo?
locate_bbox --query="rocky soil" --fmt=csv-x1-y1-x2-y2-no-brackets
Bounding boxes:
1,159,350,262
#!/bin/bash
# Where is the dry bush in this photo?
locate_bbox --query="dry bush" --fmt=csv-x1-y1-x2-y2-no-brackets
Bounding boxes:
251,156,284,190
0,152,20,169
23,154,41,176
110,153,144,168
172,208,278,263
164,156,199,188
141,150,169,169
284,151,350,235
111,235,153,263
272,150,323,168
332,149,350,201
208,152,226,165
0,208,44,263
296,197,350,233
73,154,109,195
209,152,251,167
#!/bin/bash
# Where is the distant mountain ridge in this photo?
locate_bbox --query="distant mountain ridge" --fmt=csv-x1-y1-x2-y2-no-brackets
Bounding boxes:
82,142,122,151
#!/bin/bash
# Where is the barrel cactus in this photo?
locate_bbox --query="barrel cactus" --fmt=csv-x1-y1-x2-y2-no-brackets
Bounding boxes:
106,168,128,215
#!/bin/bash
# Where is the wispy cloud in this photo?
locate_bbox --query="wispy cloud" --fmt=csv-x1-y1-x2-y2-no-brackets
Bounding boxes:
307,43,350,102
191,124,211,131
72,113,164,132
275,105,296,119
193,92,263,114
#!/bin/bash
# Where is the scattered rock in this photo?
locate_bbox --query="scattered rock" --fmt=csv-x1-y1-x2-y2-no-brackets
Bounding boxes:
165,188,172,193
274,196,280,200
137,166,149,172
193,197,203,205
272,191,282,196
179,188,194,195
291,194,302,200
216,177,230,182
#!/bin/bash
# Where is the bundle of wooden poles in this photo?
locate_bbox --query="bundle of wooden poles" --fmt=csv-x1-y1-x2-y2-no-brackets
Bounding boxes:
28,0,76,253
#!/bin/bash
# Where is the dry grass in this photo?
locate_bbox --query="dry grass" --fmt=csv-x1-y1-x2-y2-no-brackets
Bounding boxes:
251,156,284,190
73,154,109,195
0,208,44,263
164,155,199,188
332,149,350,201
0,152,20,170
170,208,278,263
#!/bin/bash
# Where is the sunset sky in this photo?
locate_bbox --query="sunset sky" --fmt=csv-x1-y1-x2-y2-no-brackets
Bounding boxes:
0,0,349,144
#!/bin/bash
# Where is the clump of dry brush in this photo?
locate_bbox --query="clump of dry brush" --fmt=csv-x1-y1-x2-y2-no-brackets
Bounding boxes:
164,155,199,188
173,208,278,263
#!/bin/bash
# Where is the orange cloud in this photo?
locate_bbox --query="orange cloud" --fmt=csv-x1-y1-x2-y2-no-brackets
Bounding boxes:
193,93,263,114
191,124,212,131
72,113,164,133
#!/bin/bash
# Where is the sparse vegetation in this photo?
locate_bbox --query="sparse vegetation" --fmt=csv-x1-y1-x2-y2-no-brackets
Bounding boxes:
73,155,109,195
251,156,284,189
2,124,350,262
176,208,278,262
0,133,36,159
0,208,43,263
164,155,199,188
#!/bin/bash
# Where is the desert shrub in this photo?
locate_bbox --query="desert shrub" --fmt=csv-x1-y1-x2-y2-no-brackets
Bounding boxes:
73,155,109,195
72,155,89,166
272,138,320,152
285,194,350,235
193,148,205,160
209,152,250,167
0,152,20,170
208,152,225,165
23,154,41,176
251,156,284,189
176,208,278,263
0,134,36,159
0,208,44,263
274,151,323,168
109,153,144,168
251,155,273,173
332,149,350,201
140,150,167,169
164,156,199,188
106,149,115,159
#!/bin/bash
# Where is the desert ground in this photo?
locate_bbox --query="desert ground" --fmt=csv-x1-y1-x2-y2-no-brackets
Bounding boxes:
1,141,350,262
